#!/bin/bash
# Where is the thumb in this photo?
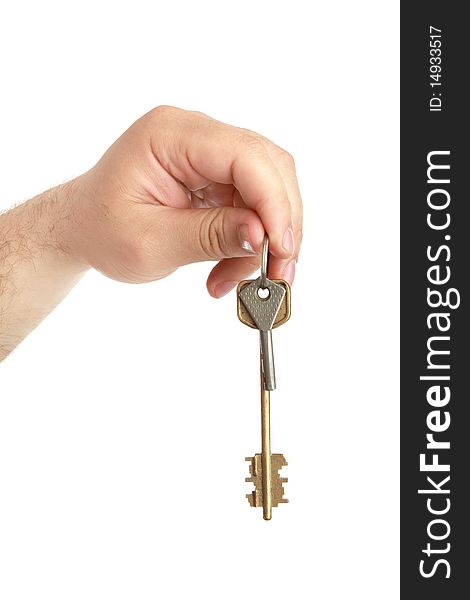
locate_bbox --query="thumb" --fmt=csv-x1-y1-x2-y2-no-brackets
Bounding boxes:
153,206,265,268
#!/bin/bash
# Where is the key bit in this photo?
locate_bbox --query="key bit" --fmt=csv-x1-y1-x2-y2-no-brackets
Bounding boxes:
245,454,288,509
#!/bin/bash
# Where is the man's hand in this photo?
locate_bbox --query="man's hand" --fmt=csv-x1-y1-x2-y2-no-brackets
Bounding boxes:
0,106,302,359
69,106,302,291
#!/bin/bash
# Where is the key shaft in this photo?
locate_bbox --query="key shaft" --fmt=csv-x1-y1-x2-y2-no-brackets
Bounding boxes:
260,353,273,520
260,329,276,391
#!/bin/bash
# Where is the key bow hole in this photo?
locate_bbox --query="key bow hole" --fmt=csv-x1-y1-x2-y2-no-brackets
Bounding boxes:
257,286,270,300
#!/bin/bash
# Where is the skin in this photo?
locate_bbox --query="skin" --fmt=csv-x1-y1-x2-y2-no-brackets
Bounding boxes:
0,106,303,361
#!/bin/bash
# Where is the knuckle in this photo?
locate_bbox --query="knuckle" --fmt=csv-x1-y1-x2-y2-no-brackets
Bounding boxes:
147,104,179,124
189,108,211,121
199,208,228,259
237,130,266,155
278,148,296,168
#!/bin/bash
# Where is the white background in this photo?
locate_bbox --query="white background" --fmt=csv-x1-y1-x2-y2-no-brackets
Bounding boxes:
0,1,399,598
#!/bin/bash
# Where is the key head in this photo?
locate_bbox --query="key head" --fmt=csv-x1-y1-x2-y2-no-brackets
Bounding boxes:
239,277,285,331
237,278,291,330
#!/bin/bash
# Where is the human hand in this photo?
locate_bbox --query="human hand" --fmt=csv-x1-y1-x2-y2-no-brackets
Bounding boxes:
67,106,303,296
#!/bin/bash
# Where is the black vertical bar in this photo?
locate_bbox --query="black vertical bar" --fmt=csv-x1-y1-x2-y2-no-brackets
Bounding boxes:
401,2,469,597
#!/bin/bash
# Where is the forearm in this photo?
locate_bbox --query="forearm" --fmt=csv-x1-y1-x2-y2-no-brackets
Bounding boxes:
0,181,89,360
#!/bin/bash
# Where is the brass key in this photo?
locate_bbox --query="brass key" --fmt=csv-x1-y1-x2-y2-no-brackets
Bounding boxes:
237,235,290,520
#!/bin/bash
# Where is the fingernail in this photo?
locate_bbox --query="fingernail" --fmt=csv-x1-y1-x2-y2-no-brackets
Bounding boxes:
283,260,296,286
282,227,295,255
214,280,238,298
237,224,256,254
